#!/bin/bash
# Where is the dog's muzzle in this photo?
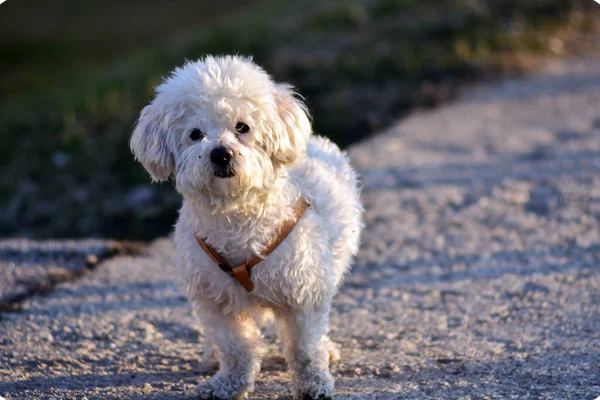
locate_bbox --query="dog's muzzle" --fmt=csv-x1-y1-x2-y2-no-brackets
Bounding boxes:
211,146,236,178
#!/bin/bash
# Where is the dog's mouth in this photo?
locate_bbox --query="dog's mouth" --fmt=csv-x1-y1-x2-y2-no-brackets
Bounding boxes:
214,167,236,178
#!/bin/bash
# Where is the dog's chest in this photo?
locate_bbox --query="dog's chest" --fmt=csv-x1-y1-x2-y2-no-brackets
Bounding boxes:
177,202,331,308
195,213,282,266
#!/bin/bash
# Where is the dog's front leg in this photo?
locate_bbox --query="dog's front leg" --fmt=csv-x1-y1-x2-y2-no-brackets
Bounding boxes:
196,308,264,400
278,303,335,400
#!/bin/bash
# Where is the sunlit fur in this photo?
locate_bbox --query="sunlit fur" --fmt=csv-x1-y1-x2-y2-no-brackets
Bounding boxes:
131,55,363,400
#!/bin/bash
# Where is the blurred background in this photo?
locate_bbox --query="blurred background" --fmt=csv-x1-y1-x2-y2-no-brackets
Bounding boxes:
1,0,599,240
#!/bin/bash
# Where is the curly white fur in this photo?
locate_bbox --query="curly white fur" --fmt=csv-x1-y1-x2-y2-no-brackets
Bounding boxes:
131,55,363,400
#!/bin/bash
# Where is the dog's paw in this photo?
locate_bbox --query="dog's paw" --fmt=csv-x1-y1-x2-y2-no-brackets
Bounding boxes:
302,394,333,400
196,382,220,400
196,378,249,400
295,371,334,400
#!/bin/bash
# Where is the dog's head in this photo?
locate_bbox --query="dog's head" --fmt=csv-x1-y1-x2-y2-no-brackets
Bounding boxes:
131,55,311,205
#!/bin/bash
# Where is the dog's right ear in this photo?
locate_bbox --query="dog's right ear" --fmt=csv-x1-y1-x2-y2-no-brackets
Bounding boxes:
130,103,175,182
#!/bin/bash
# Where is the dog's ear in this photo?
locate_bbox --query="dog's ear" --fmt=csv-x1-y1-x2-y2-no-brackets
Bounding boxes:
130,103,175,182
270,84,311,166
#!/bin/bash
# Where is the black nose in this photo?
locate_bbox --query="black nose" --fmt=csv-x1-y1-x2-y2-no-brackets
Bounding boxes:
210,146,234,167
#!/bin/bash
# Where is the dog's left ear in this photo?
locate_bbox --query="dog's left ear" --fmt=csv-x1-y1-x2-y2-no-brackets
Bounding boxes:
270,84,311,166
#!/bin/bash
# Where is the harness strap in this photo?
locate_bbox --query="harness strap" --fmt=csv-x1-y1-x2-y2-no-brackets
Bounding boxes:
194,198,310,292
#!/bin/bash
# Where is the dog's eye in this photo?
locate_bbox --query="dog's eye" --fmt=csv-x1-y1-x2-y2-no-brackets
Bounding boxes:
235,122,250,134
189,128,205,141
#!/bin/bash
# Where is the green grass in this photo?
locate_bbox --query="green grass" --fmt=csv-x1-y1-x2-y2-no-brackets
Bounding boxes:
0,0,598,240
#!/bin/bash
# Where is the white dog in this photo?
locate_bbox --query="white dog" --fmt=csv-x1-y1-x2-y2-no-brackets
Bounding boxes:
131,55,362,400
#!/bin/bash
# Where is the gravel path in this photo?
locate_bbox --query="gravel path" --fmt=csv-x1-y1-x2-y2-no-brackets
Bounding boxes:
0,239,123,311
1,57,600,399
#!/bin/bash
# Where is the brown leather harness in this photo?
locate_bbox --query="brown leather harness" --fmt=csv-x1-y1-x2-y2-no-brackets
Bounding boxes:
194,198,310,292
